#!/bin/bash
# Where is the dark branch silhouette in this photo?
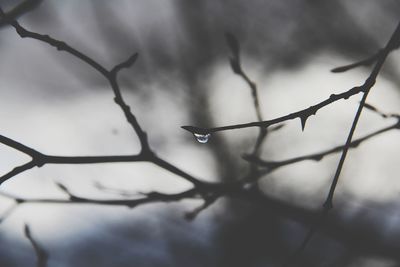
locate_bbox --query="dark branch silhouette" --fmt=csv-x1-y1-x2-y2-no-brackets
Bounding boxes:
24,224,48,267
0,0,43,28
225,32,263,122
282,20,400,267
0,6,208,187
244,119,399,172
323,20,400,210
0,2,398,267
181,85,364,135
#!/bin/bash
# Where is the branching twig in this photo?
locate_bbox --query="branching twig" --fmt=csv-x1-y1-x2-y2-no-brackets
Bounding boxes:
244,120,399,172
331,30,400,73
0,4,399,267
0,7,206,187
0,143,146,186
283,20,400,267
0,0,43,28
331,50,382,73
225,32,263,122
184,193,220,220
0,202,18,224
181,85,364,135
24,224,48,267
323,21,400,210
225,32,270,190
281,211,328,267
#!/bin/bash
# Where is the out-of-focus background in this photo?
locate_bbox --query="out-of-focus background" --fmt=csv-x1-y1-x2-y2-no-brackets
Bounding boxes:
0,0,400,266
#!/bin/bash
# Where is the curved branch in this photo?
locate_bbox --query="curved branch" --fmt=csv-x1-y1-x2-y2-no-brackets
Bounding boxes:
244,121,399,171
323,21,400,210
0,7,207,187
0,0,43,28
24,224,48,267
181,85,364,135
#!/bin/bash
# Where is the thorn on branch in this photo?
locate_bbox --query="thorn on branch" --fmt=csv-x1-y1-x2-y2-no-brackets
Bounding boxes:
299,115,308,132
244,121,399,173
324,21,400,213
181,84,364,135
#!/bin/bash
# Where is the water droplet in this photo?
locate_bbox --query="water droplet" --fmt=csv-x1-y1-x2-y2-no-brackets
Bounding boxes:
194,133,211,144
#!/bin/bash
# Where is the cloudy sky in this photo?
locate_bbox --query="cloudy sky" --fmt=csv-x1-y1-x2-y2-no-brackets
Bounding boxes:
0,1,400,266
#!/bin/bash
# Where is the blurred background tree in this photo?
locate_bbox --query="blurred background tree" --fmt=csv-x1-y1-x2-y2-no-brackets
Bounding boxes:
0,0,400,266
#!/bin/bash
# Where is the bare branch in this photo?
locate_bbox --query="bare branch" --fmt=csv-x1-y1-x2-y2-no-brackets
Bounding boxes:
184,193,220,220
0,0,43,28
0,161,37,185
0,8,209,186
0,7,150,153
0,4,399,266
323,21,400,210
244,121,399,171
1,187,199,209
110,53,139,75
181,84,363,135
0,202,18,224
24,224,48,267
225,32,263,122
331,50,382,73
281,211,328,267
0,134,42,158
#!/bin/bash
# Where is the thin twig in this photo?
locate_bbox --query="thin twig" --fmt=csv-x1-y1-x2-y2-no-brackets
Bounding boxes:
244,120,399,171
0,186,199,209
331,50,382,73
0,7,206,187
225,32,263,122
0,202,19,224
225,32,270,188
24,224,48,267
281,210,329,267
0,0,43,28
283,20,400,267
324,21,400,210
181,85,364,135
0,5,399,266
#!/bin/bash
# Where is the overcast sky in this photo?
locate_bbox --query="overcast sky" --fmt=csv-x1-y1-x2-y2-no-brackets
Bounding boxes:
0,1,400,266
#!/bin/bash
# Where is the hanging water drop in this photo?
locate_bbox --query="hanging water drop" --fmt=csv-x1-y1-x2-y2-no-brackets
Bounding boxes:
194,133,211,144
